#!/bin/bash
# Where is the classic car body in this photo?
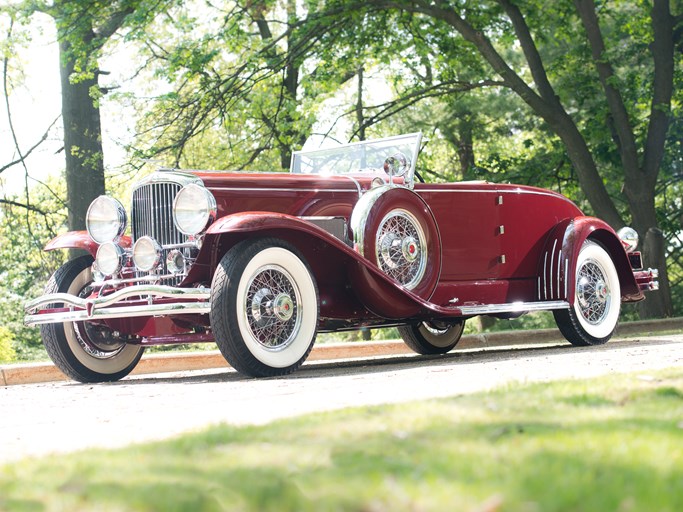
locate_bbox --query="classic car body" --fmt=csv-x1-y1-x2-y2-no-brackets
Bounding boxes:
25,133,659,382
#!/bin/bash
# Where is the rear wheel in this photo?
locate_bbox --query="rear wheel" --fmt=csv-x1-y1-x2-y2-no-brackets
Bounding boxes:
210,238,319,377
40,255,144,383
554,240,621,346
398,320,465,355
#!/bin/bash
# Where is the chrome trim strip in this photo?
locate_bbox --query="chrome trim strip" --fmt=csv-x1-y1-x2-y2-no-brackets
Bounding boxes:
564,258,569,299
341,175,363,198
458,300,569,316
210,187,358,193
557,249,562,299
537,276,541,301
25,302,210,326
543,251,548,300
350,185,393,256
550,239,557,300
25,285,210,314
416,188,578,206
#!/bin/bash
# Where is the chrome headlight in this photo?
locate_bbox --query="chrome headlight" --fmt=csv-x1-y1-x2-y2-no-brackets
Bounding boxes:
95,242,124,276
172,184,216,236
86,196,127,244
132,236,161,272
617,227,639,253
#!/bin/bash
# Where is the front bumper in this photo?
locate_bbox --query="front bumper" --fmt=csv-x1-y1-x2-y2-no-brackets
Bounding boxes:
24,285,210,326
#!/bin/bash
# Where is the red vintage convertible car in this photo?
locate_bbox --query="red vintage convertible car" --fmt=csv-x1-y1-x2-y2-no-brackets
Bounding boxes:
26,133,659,382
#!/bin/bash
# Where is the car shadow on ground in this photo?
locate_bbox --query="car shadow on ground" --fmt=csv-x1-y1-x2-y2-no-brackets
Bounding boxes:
91,336,676,387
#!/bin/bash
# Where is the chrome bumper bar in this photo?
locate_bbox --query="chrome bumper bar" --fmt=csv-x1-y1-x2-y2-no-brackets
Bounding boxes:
24,285,210,326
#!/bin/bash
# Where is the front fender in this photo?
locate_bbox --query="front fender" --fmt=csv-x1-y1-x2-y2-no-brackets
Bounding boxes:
44,231,132,257
189,212,460,320
539,217,641,304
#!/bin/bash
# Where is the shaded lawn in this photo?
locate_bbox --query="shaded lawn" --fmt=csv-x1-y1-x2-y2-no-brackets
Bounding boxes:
1,368,682,512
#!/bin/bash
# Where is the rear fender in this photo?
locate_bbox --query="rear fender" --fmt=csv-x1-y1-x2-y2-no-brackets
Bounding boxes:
44,231,132,258
539,217,641,304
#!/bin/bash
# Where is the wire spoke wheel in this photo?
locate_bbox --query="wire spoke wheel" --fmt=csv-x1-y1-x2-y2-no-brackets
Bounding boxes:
211,238,319,377
576,259,611,325
375,209,427,289
40,255,144,383
244,265,301,351
554,240,621,346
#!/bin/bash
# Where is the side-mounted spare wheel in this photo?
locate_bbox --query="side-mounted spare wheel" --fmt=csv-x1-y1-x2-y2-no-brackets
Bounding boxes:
210,237,319,377
554,240,621,346
40,255,144,383
351,185,441,300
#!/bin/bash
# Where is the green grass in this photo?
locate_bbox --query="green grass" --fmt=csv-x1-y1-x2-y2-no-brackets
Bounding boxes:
2,369,683,512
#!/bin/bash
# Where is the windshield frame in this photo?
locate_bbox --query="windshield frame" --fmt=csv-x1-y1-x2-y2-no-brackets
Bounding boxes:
290,133,423,187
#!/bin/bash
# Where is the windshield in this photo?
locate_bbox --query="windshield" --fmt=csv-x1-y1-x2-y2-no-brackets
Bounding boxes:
290,133,422,179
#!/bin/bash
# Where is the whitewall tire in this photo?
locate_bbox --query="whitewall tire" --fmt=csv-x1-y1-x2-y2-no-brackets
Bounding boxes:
554,240,621,346
211,238,319,377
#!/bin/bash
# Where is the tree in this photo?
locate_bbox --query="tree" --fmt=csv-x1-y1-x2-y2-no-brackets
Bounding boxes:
348,0,680,318
3,1,176,232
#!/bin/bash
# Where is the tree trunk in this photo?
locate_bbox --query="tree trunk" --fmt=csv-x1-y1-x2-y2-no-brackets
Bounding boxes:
58,25,105,233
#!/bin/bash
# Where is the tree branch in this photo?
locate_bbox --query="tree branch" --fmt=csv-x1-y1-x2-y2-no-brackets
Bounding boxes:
642,0,675,180
0,198,48,215
574,0,640,181
0,116,60,174
497,0,559,106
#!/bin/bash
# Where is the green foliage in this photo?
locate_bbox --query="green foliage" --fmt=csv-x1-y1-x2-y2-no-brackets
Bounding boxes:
1,368,682,511
0,326,16,363
0,178,68,360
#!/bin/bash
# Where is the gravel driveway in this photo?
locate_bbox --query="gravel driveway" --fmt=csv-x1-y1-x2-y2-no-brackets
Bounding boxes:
2,335,682,463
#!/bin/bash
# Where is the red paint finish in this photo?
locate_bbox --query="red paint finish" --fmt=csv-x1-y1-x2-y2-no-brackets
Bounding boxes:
35,167,653,342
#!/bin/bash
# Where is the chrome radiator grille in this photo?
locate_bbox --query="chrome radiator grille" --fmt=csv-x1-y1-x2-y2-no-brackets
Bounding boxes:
131,181,186,283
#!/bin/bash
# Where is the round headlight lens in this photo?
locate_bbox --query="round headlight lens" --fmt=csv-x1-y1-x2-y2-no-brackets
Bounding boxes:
617,226,639,253
166,249,186,274
172,184,216,236
95,242,124,276
133,236,161,272
86,196,127,244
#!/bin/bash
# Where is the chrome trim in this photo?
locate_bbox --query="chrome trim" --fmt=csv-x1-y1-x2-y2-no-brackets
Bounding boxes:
137,170,202,187
25,303,210,326
210,187,358,194
406,132,422,189
350,185,392,256
25,285,210,314
341,175,362,198
458,300,569,316
416,188,578,208
557,249,562,299
537,276,541,301
549,239,557,300
543,251,549,300
564,258,569,299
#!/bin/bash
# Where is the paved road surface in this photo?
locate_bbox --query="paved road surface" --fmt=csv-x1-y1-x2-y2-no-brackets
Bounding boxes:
2,335,682,463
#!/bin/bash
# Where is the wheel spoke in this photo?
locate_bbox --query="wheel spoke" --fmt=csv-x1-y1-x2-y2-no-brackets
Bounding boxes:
244,265,300,350
375,209,426,289
576,259,610,325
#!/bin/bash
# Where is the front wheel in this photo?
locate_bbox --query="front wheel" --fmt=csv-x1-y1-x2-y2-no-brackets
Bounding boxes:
398,320,465,355
210,238,319,377
554,240,621,346
40,255,144,383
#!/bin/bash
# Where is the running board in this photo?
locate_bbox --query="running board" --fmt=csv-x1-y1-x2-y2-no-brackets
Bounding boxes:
457,300,569,316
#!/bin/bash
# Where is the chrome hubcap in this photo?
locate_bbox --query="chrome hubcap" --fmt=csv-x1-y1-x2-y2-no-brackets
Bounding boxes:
576,259,611,325
245,265,301,350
